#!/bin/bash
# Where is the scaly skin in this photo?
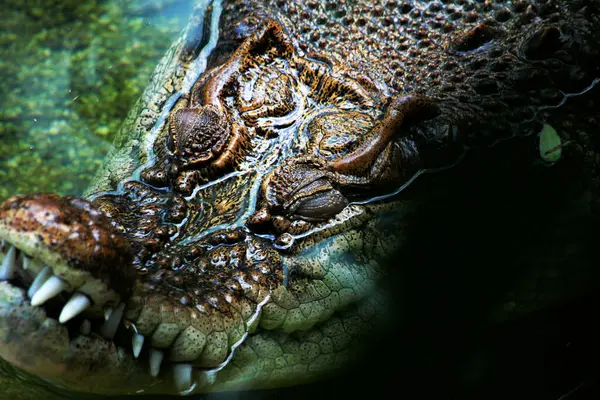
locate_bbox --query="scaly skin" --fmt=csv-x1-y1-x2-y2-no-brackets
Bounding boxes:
1,0,600,397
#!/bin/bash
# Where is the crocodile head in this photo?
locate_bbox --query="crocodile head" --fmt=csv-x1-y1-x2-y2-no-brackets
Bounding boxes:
1,0,599,396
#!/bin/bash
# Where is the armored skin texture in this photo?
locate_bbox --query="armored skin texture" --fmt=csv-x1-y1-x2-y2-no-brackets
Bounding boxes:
0,0,599,397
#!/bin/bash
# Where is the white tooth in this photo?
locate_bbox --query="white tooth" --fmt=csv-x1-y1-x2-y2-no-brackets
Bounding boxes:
27,266,52,299
132,333,145,358
59,293,91,323
80,319,91,335
104,307,113,321
21,255,36,280
0,245,17,280
99,302,124,340
173,364,193,392
30,275,67,306
22,254,31,270
149,349,164,377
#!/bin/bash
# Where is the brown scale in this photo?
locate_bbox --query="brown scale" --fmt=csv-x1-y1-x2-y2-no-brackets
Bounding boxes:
94,181,188,267
307,111,375,161
169,105,232,170
235,60,299,130
125,235,284,341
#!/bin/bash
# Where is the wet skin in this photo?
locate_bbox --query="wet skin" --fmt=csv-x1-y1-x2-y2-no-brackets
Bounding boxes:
1,0,600,396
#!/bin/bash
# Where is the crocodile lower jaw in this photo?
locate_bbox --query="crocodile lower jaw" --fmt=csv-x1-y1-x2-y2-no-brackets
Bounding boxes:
0,242,197,395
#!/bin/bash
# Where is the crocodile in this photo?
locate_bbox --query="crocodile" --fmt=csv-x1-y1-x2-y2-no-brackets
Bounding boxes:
1,0,600,397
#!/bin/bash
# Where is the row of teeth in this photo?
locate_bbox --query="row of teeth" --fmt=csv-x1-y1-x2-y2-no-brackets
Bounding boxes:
0,243,195,392
0,244,102,324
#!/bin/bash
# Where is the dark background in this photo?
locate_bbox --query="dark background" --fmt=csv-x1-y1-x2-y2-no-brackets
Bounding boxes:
204,135,600,400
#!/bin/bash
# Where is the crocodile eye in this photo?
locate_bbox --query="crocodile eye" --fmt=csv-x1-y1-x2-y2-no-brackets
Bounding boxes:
169,105,230,169
285,178,348,221
291,189,348,221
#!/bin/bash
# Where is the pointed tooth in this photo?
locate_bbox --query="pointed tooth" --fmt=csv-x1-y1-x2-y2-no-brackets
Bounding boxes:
80,319,91,335
22,254,31,270
30,275,67,306
99,302,124,340
173,364,193,392
0,245,17,280
149,349,164,377
58,293,91,323
21,255,35,280
27,266,52,299
132,333,145,358
104,307,113,321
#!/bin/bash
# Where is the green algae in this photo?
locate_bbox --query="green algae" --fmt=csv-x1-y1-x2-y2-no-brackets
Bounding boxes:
0,0,188,202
